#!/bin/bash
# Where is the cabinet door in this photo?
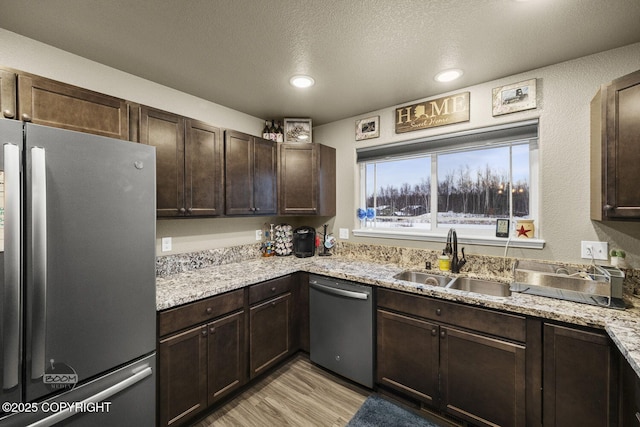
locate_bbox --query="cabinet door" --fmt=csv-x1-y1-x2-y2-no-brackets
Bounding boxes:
252,137,277,214
0,68,16,119
139,106,185,217
377,309,439,404
603,69,640,219
543,324,615,427
620,353,640,426
186,119,223,216
279,143,318,215
159,325,208,427
225,130,254,215
17,74,128,139
249,293,292,378
207,311,246,405
440,326,526,427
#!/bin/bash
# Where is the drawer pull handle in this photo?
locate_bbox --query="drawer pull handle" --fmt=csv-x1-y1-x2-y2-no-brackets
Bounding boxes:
431,328,437,336
271,302,276,307
271,287,276,292
3,109,14,118
636,412,640,423
436,308,442,316
206,307,213,314
210,327,215,334
21,113,32,122
201,330,207,337
440,331,446,339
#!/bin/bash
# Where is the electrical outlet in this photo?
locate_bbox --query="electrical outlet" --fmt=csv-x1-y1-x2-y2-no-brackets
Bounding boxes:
161,237,172,252
581,240,608,260
339,228,349,239
255,230,263,241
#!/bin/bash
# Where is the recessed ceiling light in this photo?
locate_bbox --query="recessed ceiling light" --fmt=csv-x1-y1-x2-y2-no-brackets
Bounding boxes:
434,69,464,83
290,75,315,88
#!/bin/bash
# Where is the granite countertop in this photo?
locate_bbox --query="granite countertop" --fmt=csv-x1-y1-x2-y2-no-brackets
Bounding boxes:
156,255,640,378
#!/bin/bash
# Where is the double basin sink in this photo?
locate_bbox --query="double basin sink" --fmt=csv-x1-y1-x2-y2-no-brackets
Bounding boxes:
393,270,511,297
394,260,625,309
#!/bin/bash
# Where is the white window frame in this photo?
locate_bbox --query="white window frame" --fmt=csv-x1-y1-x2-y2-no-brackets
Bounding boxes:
353,121,544,249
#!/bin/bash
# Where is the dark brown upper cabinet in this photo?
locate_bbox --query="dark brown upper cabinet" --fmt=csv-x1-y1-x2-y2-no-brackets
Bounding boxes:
224,130,277,215
17,73,129,139
591,69,640,220
278,143,336,216
133,105,224,217
0,67,17,120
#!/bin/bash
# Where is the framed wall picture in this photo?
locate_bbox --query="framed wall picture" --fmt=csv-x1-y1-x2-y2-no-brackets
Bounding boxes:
283,118,312,143
355,116,380,141
492,79,537,116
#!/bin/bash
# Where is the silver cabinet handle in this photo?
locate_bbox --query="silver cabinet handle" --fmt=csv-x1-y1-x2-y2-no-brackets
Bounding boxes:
309,281,369,300
3,143,20,389
31,146,47,379
28,366,153,427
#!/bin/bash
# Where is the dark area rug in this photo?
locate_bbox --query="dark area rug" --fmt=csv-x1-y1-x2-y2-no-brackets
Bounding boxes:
346,395,444,427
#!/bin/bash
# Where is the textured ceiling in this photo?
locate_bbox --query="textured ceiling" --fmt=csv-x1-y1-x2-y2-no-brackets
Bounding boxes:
1,0,639,125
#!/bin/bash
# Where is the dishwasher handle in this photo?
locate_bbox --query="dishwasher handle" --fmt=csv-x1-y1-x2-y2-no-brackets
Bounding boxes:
309,280,369,300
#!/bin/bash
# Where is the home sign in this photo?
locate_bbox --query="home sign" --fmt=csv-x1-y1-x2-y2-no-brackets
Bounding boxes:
395,92,470,134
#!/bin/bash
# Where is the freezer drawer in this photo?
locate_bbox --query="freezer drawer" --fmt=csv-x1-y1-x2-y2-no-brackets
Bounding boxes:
0,353,156,427
309,275,374,388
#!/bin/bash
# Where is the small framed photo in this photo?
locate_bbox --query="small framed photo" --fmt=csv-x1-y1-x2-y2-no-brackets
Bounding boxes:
283,118,312,143
492,79,537,116
496,219,510,238
355,116,380,141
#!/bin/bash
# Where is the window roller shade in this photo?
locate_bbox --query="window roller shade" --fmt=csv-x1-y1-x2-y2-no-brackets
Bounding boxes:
356,120,538,163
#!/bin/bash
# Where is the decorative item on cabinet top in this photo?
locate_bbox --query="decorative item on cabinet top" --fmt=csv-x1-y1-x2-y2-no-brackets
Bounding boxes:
262,119,284,142
283,118,312,143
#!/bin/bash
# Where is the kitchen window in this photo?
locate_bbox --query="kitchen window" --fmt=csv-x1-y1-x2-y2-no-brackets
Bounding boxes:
355,120,542,248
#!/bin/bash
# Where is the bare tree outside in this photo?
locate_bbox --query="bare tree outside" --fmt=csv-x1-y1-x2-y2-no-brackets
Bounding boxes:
364,145,530,229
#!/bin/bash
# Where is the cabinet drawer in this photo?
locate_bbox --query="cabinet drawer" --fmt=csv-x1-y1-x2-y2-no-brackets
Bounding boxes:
158,289,244,337
249,275,293,305
378,288,526,342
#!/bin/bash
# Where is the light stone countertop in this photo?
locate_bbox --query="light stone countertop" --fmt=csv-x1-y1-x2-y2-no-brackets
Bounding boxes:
156,255,640,378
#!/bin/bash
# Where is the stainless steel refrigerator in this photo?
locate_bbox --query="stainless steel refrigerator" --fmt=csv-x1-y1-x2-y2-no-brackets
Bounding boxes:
0,120,157,426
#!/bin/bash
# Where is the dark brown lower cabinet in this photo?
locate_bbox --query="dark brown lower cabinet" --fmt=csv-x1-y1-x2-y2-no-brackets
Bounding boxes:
377,288,529,427
377,310,439,404
159,325,208,426
159,311,245,426
620,352,640,426
440,326,525,427
543,323,617,427
249,292,293,378
207,311,246,404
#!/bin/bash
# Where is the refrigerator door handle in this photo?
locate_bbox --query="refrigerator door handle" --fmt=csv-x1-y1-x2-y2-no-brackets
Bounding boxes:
27,366,153,427
3,143,21,390
31,146,47,380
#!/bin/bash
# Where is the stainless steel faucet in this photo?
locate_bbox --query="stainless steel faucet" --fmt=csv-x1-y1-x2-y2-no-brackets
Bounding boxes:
445,228,466,273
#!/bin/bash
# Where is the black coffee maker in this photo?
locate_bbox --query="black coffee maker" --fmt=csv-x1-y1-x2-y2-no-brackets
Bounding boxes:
293,226,316,258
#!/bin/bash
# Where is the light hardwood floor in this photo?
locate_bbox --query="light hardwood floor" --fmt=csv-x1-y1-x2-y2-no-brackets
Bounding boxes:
192,355,370,427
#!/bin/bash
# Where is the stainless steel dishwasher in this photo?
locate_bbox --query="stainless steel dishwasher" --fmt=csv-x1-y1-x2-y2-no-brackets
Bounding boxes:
309,274,374,388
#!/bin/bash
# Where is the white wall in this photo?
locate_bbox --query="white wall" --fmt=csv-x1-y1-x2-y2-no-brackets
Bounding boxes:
314,42,640,266
0,28,274,254
3,27,639,264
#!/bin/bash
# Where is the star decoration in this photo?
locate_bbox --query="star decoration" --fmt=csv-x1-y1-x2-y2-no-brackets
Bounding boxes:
516,225,531,237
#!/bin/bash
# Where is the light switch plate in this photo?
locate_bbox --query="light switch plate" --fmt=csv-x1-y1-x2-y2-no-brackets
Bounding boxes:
255,230,263,241
581,240,608,260
161,237,172,252
339,228,349,239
